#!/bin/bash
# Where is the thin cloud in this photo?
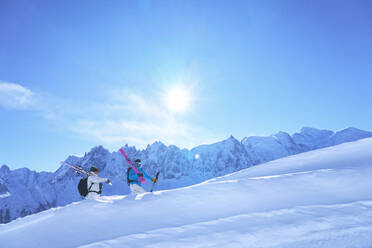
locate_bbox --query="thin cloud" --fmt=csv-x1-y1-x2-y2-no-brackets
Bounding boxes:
70,90,213,149
0,82,35,109
0,82,222,150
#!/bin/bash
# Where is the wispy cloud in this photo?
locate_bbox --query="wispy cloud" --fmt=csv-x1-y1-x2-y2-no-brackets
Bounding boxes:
70,90,219,149
0,82,35,109
0,81,221,149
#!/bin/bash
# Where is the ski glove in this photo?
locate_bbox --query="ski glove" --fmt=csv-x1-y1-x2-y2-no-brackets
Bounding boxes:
106,179,111,184
138,173,144,177
152,178,158,182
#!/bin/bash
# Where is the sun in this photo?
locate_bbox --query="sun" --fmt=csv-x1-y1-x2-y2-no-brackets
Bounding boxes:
165,86,190,113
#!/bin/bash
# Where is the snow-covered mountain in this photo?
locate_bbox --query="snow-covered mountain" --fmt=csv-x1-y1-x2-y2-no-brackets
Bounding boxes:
2,136,372,248
242,127,372,163
1,127,372,224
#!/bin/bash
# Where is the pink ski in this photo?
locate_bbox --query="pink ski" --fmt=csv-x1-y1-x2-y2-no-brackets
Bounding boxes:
119,148,146,184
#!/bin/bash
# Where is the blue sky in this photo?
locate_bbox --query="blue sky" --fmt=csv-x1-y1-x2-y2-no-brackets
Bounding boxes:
0,0,371,171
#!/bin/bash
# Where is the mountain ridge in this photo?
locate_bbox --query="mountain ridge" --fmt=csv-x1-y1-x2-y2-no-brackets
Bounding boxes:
1,126,372,224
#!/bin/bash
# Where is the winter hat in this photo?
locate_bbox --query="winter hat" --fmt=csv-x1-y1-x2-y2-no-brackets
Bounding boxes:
90,166,99,172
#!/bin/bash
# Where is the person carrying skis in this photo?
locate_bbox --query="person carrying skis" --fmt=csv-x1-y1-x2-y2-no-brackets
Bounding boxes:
127,159,157,195
86,166,111,199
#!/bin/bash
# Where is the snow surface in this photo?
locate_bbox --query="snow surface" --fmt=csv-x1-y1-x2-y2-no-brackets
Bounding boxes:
2,127,372,224
2,137,372,247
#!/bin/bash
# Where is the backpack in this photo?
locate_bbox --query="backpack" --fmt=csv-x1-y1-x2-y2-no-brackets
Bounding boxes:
78,177,89,197
126,168,131,186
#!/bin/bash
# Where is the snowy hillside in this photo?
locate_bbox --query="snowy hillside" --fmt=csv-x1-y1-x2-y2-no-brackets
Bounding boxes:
1,127,372,224
1,137,372,248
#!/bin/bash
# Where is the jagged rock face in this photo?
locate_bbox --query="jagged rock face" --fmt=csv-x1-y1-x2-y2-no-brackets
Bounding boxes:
0,165,56,225
191,136,253,179
1,127,372,224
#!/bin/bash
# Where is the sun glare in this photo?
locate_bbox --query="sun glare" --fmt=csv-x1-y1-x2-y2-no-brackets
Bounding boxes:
165,86,190,113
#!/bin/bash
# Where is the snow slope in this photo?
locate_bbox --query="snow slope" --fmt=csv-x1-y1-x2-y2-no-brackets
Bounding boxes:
1,127,372,224
1,137,372,248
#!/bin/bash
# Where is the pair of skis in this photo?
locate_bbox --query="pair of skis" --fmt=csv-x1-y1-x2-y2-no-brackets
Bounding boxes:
60,161,95,176
119,148,160,192
60,161,112,185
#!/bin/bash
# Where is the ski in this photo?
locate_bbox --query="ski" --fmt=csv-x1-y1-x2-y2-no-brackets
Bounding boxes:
119,148,146,184
61,161,112,185
60,161,95,176
150,171,160,192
